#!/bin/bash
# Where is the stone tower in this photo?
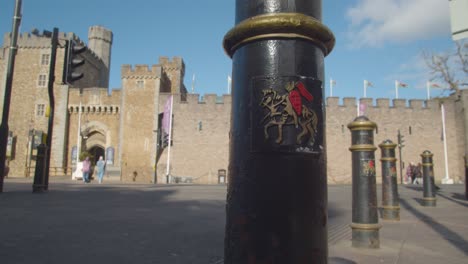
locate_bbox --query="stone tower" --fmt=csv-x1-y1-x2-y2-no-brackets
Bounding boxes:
159,56,187,94
88,26,113,88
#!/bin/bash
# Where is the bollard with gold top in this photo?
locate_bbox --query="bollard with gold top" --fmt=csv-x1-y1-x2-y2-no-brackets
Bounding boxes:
379,139,400,220
223,0,335,263
465,156,468,200
421,150,436,206
348,116,381,248
32,144,48,193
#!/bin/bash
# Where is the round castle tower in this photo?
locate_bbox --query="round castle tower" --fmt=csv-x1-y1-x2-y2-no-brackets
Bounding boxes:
88,26,113,88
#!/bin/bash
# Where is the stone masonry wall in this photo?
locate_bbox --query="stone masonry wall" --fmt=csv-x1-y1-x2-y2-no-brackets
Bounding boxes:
156,93,231,184
158,95,464,185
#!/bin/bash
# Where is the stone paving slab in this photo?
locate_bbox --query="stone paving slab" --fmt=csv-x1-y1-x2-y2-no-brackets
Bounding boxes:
0,177,467,263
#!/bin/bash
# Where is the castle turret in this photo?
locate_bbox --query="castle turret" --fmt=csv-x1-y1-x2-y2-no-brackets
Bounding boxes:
88,26,113,88
159,56,187,95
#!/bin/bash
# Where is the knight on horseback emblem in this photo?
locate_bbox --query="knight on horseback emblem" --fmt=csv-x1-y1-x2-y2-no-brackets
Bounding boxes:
259,81,319,147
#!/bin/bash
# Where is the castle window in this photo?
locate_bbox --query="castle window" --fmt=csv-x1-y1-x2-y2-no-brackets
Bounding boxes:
409,126,412,135
37,74,47,87
136,80,144,88
36,104,45,116
41,54,50,66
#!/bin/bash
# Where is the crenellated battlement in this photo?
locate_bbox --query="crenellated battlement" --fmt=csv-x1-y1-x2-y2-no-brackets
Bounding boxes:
159,56,185,72
68,87,121,106
2,31,84,49
168,95,455,111
121,64,163,79
88,26,113,44
326,96,453,110
164,93,232,106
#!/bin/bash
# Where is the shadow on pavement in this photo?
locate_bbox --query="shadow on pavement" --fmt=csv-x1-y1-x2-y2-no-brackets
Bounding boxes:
329,257,357,264
436,192,468,208
0,181,226,264
451,193,467,201
399,199,468,255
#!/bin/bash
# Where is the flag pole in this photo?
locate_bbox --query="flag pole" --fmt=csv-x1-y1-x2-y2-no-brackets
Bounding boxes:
228,75,232,94
357,98,360,116
364,80,367,98
72,101,82,180
395,80,399,99
426,81,431,100
441,103,453,184
330,78,333,97
165,96,174,183
191,74,195,93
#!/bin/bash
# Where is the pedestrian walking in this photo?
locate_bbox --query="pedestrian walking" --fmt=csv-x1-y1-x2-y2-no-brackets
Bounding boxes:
96,156,106,184
82,157,91,183
413,162,423,184
405,162,415,184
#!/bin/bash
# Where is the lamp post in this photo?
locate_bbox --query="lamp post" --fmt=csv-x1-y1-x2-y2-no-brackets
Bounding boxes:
72,100,83,180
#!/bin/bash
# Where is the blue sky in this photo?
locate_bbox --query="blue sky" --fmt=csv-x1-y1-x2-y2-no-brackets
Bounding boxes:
0,0,459,101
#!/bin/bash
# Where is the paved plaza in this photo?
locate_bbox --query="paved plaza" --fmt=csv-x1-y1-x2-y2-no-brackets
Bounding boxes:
0,177,467,264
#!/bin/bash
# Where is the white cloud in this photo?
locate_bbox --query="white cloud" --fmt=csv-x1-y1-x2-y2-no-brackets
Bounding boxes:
385,53,430,88
346,0,451,48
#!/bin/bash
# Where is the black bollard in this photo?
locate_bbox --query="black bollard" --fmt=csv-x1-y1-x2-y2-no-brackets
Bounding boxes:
465,156,468,200
348,116,381,248
32,144,48,193
223,1,335,263
421,150,436,206
379,140,400,220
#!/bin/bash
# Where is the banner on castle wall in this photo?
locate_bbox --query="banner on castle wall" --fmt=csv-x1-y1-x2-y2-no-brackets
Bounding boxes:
71,146,77,165
106,147,114,165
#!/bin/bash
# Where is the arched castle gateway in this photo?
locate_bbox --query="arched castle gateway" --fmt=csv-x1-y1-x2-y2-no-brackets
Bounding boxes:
1,26,467,184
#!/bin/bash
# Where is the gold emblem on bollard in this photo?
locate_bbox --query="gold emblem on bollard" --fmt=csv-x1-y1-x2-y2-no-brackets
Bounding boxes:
260,81,318,145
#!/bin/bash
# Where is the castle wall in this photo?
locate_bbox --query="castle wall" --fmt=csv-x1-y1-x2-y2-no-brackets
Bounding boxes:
154,95,465,185
87,26,113,88
66,88,121,171
325,97,464,184
120,64,162,182
0,41,70,177
1,29,465,185
0,30,112,177
156,93,231,184
159,57,185,94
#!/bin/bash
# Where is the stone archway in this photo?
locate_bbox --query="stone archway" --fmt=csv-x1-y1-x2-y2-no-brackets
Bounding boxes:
81,121,108,165
88,145,105,165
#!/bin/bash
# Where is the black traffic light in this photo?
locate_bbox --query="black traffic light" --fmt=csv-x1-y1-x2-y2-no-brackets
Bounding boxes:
63,39,87,84
162,133,169,148
397,130,405,148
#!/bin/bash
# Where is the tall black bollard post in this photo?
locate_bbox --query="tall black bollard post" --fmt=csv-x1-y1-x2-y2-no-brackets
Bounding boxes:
223,1,335,263
32,144,48,193
421,150,436,206
348,116,381,248
465,156,468,200
379,140,400,220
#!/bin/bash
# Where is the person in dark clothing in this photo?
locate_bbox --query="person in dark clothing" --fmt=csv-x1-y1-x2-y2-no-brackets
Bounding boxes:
413,163,423,184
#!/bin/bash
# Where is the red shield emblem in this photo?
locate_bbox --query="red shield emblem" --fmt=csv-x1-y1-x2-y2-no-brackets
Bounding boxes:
288,90,302,115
